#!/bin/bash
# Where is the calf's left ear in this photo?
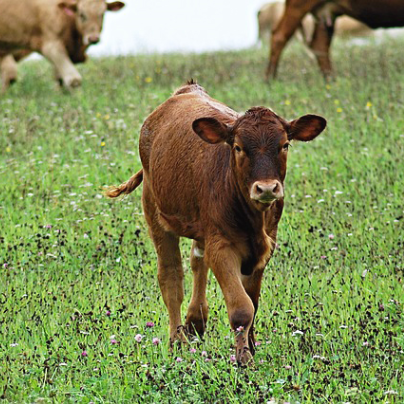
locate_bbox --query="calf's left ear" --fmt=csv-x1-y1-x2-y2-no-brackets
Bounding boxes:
106,1,125,11
288,114,327,142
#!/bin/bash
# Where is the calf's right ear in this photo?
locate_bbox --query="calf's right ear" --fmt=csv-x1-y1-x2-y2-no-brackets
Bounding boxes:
192,117,231,144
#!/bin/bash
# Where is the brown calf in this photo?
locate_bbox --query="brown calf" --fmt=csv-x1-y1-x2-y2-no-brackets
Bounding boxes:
106,81,326,365
266,0,404,79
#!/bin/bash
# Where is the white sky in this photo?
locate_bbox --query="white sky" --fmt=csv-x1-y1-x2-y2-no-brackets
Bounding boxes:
90,0,269,55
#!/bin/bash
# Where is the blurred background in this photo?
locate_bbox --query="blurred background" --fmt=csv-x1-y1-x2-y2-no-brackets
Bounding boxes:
89,0,267,55
23,0,404,59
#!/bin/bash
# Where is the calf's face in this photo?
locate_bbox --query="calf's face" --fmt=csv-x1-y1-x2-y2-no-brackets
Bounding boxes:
192,108,326,211
59,0,125,45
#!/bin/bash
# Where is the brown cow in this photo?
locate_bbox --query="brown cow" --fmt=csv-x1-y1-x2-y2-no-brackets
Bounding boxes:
0,0,125,90
257,1,371,46
106,81,327,365
266,0,404,79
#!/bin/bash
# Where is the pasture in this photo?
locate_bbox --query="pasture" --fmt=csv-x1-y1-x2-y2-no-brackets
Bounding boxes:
1,37,404,402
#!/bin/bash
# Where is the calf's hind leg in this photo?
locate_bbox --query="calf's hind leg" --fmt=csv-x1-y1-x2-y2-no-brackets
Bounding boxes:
142,188,185,344
185,240,209,337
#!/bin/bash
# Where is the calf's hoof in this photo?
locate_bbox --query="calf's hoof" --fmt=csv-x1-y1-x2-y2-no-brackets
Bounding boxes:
185,312,207,338
185,321,205,339
236,347,254,367
169,325,191,349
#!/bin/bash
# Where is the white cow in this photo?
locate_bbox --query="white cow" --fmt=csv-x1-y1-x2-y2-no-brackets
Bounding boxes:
0,0,125,92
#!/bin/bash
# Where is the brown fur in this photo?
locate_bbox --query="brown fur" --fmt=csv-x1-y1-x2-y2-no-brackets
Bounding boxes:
266,0,404,79
105,169,144,198
107,82,326,365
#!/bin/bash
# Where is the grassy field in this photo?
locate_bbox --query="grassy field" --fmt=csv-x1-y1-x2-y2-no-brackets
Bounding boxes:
1,36,404,403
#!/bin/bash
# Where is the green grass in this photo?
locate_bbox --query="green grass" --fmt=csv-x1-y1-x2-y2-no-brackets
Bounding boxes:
1,37,404,402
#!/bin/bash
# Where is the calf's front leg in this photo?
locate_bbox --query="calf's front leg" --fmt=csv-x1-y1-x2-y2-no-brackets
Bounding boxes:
207,245,255,366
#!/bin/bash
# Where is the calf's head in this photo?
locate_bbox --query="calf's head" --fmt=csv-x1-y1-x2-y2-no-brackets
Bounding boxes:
59,0,125,45
192,108,326,211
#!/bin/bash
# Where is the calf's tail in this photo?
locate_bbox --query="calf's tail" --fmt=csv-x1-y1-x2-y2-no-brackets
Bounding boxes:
105,169,144,198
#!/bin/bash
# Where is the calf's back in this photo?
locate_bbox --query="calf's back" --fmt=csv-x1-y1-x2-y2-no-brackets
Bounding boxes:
139,83,239,240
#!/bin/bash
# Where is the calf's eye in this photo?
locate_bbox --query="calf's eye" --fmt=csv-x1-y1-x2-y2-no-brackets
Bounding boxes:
282,143,290,151
234,145,242,153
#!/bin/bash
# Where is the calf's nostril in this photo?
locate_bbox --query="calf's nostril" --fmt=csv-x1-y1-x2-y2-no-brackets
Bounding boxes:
255,184,263,195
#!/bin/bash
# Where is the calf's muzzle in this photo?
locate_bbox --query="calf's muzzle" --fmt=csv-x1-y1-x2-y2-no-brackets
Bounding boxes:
250,180,284,204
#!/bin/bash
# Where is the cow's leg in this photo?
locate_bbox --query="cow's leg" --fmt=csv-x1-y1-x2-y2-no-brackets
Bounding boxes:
266,0,319,79
309,19,335,78
1,55,18,93
242,269,264,355
53,67,64,87
207,245,255,366
40,41,82,89
142,186,184,345
185,240,209,337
